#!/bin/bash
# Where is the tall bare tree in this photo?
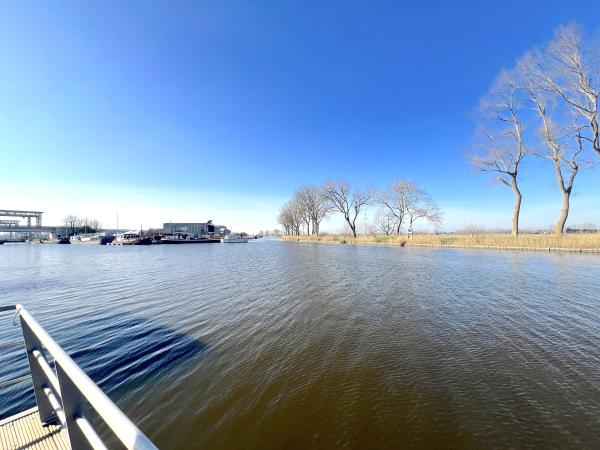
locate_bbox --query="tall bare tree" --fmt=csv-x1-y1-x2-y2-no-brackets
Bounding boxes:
472,70,527,236
295,186,331,237
403,184,443,236
278,200,303,236
277,208,292,235
521,52,590,234
321,180,374,238
377,181,410,234
294,193,311,235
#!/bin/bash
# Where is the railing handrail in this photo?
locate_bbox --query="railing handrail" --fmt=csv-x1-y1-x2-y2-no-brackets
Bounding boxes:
1,304,158,450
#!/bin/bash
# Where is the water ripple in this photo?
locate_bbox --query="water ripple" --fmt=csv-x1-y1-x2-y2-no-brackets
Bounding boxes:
1,241,600,448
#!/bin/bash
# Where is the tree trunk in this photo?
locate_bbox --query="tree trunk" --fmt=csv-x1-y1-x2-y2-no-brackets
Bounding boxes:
511,178,522,237
550,156,575,235
344,214,357,237
592,118,599,158
349,222,357,238
555,191,570,235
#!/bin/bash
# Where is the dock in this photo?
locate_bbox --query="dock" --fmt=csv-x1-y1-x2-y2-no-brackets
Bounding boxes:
0,305,157,450
0,407,69,449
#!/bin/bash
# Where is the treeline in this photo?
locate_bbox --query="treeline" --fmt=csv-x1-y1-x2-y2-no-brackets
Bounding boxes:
62,215,102,236
278,180,441,238
472,24,600,236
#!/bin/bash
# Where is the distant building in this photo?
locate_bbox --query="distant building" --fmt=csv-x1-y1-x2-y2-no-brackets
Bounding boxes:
162,222,229,236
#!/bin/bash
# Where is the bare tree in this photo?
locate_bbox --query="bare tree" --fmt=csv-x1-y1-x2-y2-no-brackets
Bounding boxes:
277,202,295,235
400,183,443,236
291,199,304,235
377,180,419,234
63,215,82,236
296,194,311,235
289,191,311,235
278,201,302,236
472,70,527,236
89,218,102,231
407,203,443,236
277,209,291,235
321,181,374,238
521,52,590,235
295,186,332,237
374,209,396,235
538,24,600,160
376,181,442,236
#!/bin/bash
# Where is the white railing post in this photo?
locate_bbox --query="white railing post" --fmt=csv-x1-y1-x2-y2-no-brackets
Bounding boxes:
20,319,57,425
4,305,158,449
55,362,94,450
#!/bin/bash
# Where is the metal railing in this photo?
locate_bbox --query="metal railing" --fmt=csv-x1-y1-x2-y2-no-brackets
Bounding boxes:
0,304,158,450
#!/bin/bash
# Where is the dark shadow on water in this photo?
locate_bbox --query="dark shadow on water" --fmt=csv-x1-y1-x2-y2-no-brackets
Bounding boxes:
0,311,209,419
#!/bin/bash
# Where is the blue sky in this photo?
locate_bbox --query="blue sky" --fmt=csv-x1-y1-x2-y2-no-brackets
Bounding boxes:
1,1,599,232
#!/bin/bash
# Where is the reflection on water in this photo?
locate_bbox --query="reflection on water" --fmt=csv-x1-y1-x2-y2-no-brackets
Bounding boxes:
68,312,209,390
0,310,208,419
1,241,600,449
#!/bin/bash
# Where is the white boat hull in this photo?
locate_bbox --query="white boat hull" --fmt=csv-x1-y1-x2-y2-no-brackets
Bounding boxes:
70,233,105,245
70,239,102,244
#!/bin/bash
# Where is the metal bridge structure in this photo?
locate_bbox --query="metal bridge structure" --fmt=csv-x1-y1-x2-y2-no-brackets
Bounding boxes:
0,210,43,227
0,209,59,240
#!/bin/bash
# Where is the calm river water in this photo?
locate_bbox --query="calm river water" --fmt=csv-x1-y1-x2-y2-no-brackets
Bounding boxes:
1,240,600,448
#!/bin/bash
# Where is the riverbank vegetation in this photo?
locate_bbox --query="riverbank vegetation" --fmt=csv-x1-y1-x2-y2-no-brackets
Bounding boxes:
278,180,441,238
282,233,600,251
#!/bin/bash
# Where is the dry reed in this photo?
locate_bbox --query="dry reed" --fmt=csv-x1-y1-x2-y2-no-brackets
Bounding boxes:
281,233,600,251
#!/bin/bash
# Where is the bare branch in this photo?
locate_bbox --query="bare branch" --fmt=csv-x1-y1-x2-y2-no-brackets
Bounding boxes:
321,180,374,238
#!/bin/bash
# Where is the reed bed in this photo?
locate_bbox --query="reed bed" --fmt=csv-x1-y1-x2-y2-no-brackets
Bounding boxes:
281,233,600,251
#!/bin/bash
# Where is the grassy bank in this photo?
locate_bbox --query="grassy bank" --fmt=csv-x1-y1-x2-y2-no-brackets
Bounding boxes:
281,233,600,252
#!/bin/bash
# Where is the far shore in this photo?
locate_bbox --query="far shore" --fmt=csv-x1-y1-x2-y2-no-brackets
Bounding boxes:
280,234,600,253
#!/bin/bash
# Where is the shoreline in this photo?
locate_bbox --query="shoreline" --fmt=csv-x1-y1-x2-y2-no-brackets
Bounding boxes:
281,236,600,254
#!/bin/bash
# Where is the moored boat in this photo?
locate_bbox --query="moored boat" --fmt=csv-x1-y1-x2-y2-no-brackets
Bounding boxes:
100,235,116,245
70,232,106,244
39,239,60,244
158,232,221,244
111,231,152,245
223,233,249,243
